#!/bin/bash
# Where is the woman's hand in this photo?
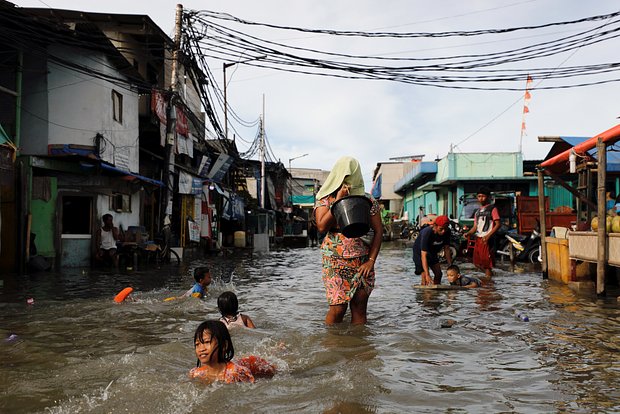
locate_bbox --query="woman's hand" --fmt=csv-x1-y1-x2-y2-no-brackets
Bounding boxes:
335,184,350,201
359,259,374,277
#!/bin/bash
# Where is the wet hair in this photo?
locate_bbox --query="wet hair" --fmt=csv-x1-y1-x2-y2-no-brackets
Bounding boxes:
447,264,460,274
102,213,113,222
217,291,239,317
477,186,491,197
193,266,210,283
193,320,234,367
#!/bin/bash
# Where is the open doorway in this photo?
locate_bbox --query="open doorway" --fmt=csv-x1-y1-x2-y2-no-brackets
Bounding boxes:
60,195,93,267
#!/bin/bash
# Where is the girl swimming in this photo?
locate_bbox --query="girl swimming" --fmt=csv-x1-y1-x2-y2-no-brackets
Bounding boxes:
189,320,274,383
217,291,256,329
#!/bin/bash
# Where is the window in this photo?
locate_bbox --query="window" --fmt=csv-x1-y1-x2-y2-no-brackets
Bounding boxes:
62,196,92,234
110,193,131,213
112,90,123,124
460,198,480,220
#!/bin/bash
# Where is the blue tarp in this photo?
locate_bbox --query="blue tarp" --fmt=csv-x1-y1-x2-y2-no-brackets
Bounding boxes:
100,163,164,187
371,174,382,199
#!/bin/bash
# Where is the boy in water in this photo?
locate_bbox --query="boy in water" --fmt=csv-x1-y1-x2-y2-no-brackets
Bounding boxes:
183,267,212,298
464,186,500,278
446,264,482,288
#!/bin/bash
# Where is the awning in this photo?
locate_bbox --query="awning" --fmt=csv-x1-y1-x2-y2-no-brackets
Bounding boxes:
100,163,164,187
291,194,315,207
540,124,620,170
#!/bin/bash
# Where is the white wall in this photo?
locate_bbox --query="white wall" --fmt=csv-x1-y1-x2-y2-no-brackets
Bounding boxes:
20,52,50,155
96,193,141,232
47,45,139,173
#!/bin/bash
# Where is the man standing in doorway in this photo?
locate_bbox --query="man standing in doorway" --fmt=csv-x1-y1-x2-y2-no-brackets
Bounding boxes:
412,215,453,285
464,186,500,278
95,214,120,268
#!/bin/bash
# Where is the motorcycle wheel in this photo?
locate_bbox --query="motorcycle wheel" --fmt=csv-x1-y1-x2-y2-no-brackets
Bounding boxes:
438,245,458,263
527,247,541,263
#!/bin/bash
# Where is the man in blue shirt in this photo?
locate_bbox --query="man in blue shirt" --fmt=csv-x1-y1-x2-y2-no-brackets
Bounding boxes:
412,215,453,285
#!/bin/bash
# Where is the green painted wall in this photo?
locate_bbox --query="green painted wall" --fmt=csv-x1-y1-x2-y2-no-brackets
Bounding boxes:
436,152,523,182
30,177,57,257
528,180,575,210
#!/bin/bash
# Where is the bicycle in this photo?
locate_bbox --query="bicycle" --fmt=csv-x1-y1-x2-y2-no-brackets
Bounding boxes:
148,223,181,266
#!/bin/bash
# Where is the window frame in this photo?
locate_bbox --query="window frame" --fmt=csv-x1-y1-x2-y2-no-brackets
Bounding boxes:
112,90,123,124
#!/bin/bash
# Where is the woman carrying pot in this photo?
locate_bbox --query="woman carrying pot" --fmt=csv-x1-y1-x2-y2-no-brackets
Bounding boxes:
314,156,382,325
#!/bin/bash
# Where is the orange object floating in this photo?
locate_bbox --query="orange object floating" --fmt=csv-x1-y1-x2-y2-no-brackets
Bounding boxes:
114,287,133,303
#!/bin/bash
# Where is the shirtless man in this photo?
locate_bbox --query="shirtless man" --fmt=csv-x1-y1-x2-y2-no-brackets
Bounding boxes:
95,214,120,267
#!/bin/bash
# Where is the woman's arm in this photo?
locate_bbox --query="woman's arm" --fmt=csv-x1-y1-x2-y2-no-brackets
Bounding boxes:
358,211,383,277
315,185,350,233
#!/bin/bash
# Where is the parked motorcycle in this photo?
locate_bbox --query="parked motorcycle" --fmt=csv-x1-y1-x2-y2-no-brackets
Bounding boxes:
496,223,541,264
399,222,418,240
438,219,466,262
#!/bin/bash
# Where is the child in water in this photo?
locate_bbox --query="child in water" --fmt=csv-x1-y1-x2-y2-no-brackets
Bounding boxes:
217,291,256,329
183,267,212,299
189,320,275,383
446,264,482,288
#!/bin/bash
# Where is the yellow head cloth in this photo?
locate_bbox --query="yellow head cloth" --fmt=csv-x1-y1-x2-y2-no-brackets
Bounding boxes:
316,156,365,200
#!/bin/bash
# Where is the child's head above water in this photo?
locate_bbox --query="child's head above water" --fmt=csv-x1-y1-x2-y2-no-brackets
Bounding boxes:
217,291,239,317
193,320,234,367
446,264,461,285
194,266,212,287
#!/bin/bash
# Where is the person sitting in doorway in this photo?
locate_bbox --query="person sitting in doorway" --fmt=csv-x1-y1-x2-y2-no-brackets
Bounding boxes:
95,213,120,268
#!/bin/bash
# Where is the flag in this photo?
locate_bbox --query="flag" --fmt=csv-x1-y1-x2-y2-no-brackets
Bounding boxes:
520,75,532,148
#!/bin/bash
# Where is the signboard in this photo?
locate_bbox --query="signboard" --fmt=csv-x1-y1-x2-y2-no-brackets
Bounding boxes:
188,220,200,242
206,153,233,183
198,155,212,178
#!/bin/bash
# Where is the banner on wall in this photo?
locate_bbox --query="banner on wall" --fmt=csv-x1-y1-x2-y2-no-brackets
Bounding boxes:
179,171,202,195
198,155,212,178
206,153,233,182
176,106,189,137
151,89,167,124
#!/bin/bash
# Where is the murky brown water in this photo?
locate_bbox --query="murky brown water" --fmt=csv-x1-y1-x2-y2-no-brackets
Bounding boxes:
1,242,619,413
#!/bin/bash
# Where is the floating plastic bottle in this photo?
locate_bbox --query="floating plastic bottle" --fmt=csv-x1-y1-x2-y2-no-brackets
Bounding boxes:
516,313,529,322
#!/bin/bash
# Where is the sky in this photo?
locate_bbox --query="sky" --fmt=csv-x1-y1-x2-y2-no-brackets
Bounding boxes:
12,0,620,188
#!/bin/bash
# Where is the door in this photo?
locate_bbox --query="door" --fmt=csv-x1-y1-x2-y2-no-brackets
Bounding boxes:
60,195,93,267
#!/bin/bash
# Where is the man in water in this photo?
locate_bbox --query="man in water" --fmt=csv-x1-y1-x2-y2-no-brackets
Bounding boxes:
412,215,453,285
95,213,120,268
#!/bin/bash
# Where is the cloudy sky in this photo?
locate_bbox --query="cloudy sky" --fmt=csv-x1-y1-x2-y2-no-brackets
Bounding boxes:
13,0,620,188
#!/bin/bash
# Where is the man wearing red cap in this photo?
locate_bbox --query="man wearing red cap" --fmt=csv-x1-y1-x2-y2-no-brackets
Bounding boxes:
412,215,453,285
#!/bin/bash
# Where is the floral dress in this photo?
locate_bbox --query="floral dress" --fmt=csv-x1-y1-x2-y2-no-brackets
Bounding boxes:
316,193,380,305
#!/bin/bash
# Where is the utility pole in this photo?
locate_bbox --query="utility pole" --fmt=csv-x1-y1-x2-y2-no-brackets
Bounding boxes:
260,94,265,209
223,62,232,140
162,4,182,228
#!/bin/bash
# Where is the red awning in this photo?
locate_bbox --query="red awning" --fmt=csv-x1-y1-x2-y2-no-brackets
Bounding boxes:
540,124,620,169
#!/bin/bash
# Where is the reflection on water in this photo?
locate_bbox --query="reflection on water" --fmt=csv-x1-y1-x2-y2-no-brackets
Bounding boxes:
1,242,619,413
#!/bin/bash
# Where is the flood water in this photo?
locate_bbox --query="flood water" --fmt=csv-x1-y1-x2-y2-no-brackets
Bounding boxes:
1,242,619,413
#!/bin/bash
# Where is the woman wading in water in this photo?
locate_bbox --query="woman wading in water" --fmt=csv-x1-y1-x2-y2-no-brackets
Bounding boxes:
314,156,382,325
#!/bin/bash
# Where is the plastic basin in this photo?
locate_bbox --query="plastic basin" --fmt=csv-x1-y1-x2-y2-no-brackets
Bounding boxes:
331,195,372,238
